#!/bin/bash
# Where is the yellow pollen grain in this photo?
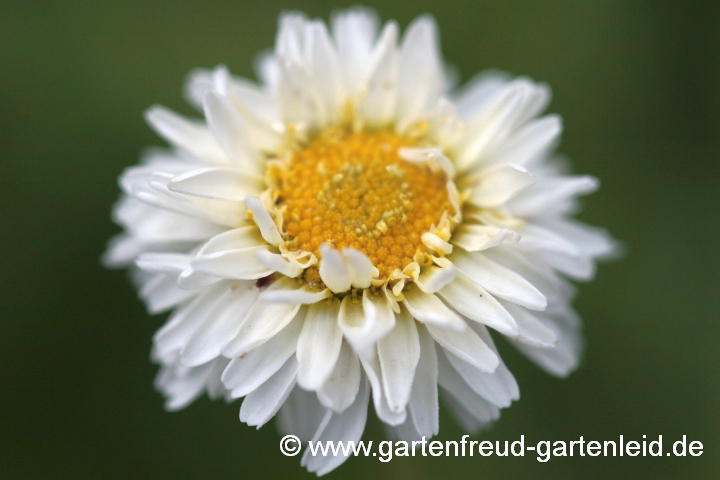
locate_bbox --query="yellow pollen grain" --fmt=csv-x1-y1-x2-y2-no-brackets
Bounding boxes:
277,127,451,282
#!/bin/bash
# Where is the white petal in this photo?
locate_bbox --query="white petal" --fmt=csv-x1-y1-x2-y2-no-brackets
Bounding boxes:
516,224,582,257
239,355,298,428
415,265,457,293
277,388,327,442
319,245,352,293
168,167,264,201
257,276,331,304
437,273,518,335
276,58,326,126
421,232,453,255
361,21,399,125
317,341,361,413
156,359,217,411
139,274,197,314
510,311,582,377
377,309,420,412
255,249,304,278
301,377,370,475
305,20,345,121
451,225,520,252
437,352,500,424
387,417,422,442
454,82,526,170
502,302,557,347
192,245,272,280
338,290,396,360
539,251,596,280
222,314,303,397
398,147,455,177
144,105,224,161
332,7,379,91
153,283,227,359
491,115,562,167
507,175,599,217
343,248,374,289
452,71,509,119
441,387,498,434
396,16,443,130
467,163,537,208
296,298,343,390
402,286,466,331
177,266,223,290
222,301,302,358
537,217,617,259
452,250,547,310
135,253,192,274
245,196,283,247
180,282,259,366
425,322,498,373
198,226,265,253
444,342,518,408
408,324,439,438
202,91,261,172
361,352,406,425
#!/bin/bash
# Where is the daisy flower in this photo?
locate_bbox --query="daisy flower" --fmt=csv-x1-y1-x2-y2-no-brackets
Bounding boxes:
105,7,616,475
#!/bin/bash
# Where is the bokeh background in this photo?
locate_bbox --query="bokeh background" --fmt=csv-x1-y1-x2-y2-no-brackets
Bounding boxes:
1,0,718,478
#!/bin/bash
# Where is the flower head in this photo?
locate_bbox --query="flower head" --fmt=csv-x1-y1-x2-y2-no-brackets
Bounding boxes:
105,7,616,475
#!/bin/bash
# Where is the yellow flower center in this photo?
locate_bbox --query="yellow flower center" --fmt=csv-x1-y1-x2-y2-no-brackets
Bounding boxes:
274,127,452,285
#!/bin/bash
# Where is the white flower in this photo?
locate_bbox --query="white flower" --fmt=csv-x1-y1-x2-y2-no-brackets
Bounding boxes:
105,7,616,475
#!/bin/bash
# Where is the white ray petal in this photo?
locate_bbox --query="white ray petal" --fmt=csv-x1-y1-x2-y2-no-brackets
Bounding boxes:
239,356,298,428
361,352,407,425
135,253,192,274
343,248,374,289
296,298,343,390
408,324,439,438
507,175,599,217
181,282,259,366
140,274,197,314
396,15,443,131
245,196,283,247
502,302,557,348
222,314,303,397
332,7,379,91
421,232,453,255
377,309,420,413
317,341,361,413
319,245,352,293
255,249,304,278
144,105,225,161
452,250,547,310
437,273,518,335
402,286,466,331
153,283,228,359
257,276,331,304
425,321,498,373
466,163,537,208
437,352,500,424
192,245,273,280
415,265,456,293
277,388,327,443
451,225,520,252
203,91,262,172
168,167,264,201
305,20,345,122
361,21,399,125
222,301,303,358
301,377,370,475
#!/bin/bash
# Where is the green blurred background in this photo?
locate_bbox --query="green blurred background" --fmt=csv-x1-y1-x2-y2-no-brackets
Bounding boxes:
1,0,718,478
